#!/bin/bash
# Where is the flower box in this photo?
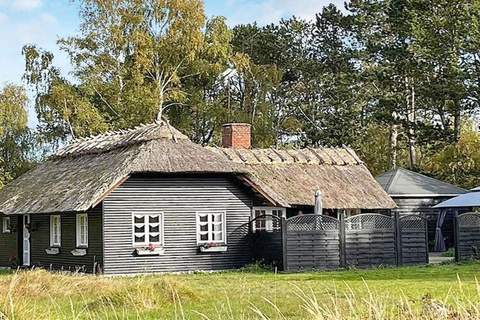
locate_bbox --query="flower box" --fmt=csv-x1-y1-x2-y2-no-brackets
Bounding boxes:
71,248,87,256
135,247,165,256
199,245,228,253
45,247,60,255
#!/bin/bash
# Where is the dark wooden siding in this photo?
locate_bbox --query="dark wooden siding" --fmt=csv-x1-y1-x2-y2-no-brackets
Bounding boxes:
102,175,253,275
0,214,18,267
30,205,103,273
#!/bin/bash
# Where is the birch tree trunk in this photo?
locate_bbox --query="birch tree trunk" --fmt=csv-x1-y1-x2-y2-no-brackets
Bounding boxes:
390,124,399,169
406,77,417,169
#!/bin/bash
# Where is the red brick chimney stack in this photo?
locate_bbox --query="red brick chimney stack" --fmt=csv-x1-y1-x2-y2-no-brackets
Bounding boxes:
221,123,251,149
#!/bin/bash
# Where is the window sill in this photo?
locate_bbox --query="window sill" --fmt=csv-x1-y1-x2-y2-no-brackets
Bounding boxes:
71,248,87,256
199,245,228,253
45,247,60,255
134,247,165,256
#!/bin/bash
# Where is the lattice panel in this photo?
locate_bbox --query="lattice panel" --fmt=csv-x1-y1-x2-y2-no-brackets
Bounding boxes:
458,213,480,228
345,214,393,231
400,215,426,230
287,214,339,232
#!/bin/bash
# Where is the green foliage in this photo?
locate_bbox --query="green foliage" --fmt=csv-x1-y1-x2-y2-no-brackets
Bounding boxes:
425,124,480,189
23,0,227,147
19,0,480,185
0,84,35,188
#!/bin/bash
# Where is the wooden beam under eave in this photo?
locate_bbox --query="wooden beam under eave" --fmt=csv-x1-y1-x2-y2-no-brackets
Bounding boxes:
238,175,290,208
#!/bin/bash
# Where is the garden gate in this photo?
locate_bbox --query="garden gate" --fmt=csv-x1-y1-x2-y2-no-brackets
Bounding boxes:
398,215,429,265
455,212,480,261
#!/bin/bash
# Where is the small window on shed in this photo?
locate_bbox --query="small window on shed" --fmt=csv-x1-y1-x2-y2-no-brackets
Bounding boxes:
2,217,11,233
50,215,61,247
132,213,163,247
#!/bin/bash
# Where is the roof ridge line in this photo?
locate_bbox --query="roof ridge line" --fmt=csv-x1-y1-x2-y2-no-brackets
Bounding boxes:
386,168,401,193
72,122,157,144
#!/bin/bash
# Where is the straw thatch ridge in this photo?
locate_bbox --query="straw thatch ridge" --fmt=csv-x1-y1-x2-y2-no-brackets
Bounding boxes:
54,121,189,158
208,147,396,209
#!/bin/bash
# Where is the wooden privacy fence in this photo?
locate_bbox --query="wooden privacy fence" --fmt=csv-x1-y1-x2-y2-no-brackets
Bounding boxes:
455,212,480,261
344,214,397,268
284,214,341,271
282,213,428,272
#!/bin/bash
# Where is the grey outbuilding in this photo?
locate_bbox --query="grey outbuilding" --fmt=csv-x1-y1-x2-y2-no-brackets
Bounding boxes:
376,168,466,251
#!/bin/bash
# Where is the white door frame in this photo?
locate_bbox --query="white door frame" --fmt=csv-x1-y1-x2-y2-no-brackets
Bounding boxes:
22,214,30,266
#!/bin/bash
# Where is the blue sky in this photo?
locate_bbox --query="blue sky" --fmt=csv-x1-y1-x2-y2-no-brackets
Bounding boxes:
0,0,344,87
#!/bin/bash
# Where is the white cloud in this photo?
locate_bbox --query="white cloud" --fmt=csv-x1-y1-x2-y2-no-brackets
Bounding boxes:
0,11,8,24
11,0,42,11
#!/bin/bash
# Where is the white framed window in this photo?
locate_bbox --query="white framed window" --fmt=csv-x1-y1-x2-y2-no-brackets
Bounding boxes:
50,215,61,247
2,217,11,233
132,213,163,247
196,211,226,244
76,214,88,248
252,207,286,231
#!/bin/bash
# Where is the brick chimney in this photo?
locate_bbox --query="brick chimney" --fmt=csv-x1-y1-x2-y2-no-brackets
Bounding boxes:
222,123,251,149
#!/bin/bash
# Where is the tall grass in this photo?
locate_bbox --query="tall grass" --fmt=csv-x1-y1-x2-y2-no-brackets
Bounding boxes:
0,269,480,319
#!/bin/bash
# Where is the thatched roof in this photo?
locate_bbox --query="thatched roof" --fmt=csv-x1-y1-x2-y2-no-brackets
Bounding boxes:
0,122,245,215
208,147,396,209
0,121,395,214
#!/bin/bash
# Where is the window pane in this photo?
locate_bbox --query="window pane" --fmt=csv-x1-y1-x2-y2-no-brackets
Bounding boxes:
134,235,145,243
149,215,159,223
213,232,223,241
134,216,145,224
150,225,159,233
200,234,208,241
212,214,222,222
255,210,266,217
135,225,145,233
200,224,208,232
149,234,160,243
199,215,208,222
213,224,222,232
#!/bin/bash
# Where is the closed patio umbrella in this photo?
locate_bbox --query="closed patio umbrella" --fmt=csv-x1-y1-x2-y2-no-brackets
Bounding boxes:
314,190,323,215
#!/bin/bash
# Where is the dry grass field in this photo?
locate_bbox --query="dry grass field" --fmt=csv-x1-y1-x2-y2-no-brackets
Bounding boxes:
1,262,480,319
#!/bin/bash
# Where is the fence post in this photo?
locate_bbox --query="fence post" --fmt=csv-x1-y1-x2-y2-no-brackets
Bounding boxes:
339,211,346,268
394,212,402,267
454,210,460,263
423,214,429,264
281,218,288,271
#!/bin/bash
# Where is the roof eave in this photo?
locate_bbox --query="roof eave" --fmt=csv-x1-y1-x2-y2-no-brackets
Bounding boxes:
389,193,464,198
239,175,291,208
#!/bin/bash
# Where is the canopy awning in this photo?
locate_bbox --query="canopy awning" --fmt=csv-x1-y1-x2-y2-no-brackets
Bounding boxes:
433,187,480,208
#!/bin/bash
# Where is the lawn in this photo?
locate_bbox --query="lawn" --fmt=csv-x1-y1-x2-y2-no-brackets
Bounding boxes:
1,262,480,319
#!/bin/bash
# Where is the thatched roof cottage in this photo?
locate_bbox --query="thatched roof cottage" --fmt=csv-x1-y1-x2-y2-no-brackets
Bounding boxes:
0,121,394,274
